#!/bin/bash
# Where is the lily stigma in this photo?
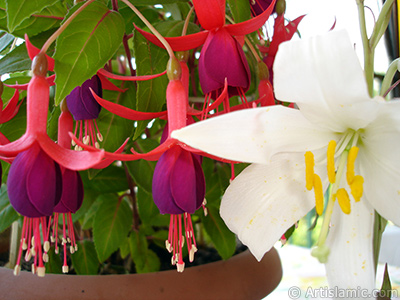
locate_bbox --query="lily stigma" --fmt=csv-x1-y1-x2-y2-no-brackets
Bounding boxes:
172,29,400,292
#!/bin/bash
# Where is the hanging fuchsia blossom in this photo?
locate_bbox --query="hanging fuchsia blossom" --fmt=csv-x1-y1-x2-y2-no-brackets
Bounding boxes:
250,0,275,16
135,0,276,101
8,142,62,277
66,75,103,149
152,122,206,271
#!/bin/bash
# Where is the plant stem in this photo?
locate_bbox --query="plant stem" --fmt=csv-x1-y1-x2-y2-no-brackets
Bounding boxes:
41,0,96,54
380,58,400,97
356,0,374,97
119,0,176,60
182,6,195,36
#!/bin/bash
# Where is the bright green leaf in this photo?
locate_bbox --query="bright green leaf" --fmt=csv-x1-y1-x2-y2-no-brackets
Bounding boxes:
227,0,251,23
0,43,30,74
54,1,125,105
201,206,236,260
129,229,160,273
71,240,99,275
93,194,132,262
6,0,59,32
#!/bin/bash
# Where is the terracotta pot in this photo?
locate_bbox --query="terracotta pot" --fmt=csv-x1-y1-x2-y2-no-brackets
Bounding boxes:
0,248,281,300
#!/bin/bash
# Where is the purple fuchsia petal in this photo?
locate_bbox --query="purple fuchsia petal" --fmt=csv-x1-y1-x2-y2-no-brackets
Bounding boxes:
170,150,201,214
152,146,185,214
54,168,84,213
26,145,62,216
7,143,61,217
200,29,250,97
193,153,206,209
66,75,102,121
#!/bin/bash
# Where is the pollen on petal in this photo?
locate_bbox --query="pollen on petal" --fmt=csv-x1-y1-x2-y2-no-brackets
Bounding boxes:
336,188,351,214
350,175,364,202
327,140,336,183
305,151,314,190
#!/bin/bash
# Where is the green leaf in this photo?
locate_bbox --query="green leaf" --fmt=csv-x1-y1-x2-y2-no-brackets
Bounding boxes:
82,165,128,193
0,43,30,74
119,237,131,259
54,1,125,105
378,263,392,300
132,29,168,140
6,0,59,32
1,3,66,38
136,186,169,227
81,196,102,230
129,229,160,273
93,194,132,262
0,185,19,233
227,0,251,23
45,246,63,274
0,31,14,53
201,206,236,260
71,240,99,275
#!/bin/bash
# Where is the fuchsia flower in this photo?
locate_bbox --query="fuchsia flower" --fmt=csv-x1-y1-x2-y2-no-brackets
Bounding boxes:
136,0,276,100
152,123,205,271
8,143,62,276
66,75,103,149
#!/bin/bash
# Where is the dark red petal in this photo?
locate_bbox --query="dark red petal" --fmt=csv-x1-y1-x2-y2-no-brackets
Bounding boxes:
152,146,184,214
135,25,209,51
97,72,127,93
24,34,55,71
54,169,83,213
192,0,226,30
7,144,43,217
91,138,130,169
170,150,198,214
200,29,250,96
225,0,276,36
26,146,61,216
91,88,167,120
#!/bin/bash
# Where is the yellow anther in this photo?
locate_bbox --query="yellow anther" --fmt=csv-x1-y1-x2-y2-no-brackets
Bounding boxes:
313,174,324,215
336,188,351,214
327,140,336,183
346,146,359,185
350,175,364,202
305,151,315,190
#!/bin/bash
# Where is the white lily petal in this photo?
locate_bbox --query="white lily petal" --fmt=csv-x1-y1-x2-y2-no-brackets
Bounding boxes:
172,106,337,164
325,199,375,299
274,30,375,131
220,153,316,261
357,99,400,225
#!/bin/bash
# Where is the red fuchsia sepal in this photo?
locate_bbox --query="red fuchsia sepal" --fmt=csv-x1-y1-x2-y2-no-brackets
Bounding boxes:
90,88,168,120
192,0,226,29
134,26,209,52
5,74,56,91
0,89,22,123
97,68,167,82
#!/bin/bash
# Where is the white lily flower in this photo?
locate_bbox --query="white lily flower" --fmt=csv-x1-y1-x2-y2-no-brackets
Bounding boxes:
172,30,400,296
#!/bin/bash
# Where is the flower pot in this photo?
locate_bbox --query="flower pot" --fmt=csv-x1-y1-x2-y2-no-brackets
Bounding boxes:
0,248,282,300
